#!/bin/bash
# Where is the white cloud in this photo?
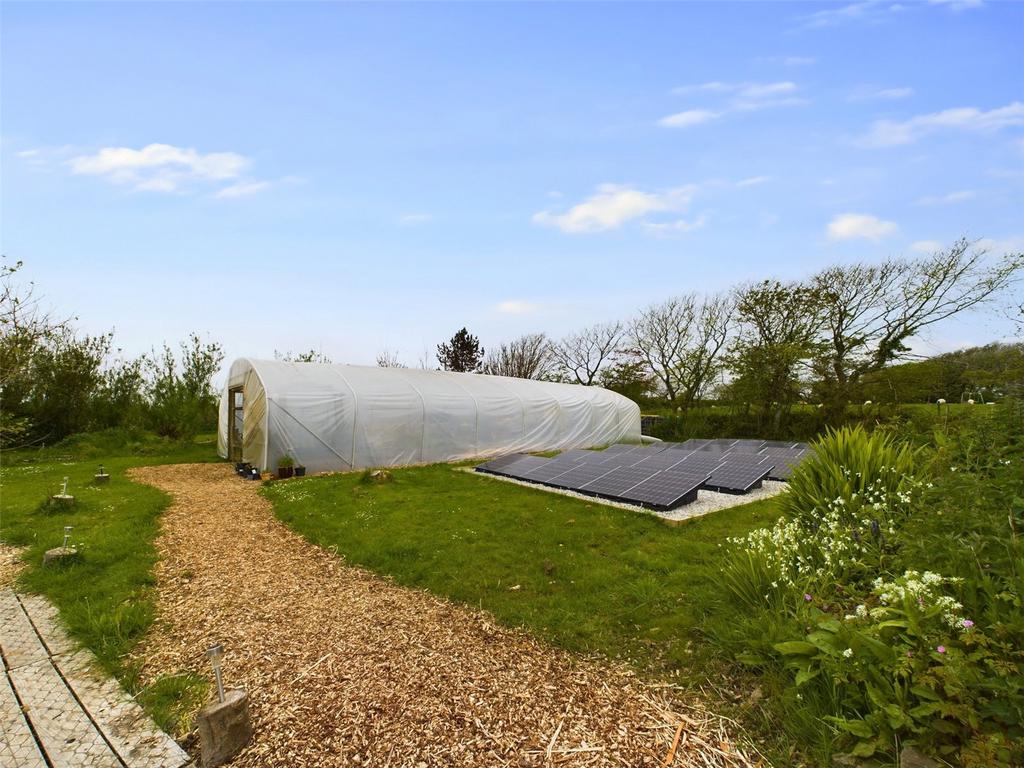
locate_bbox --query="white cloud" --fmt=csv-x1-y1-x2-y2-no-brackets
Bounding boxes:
16,149,39,158
847,85,913,102
657,109,721,128
915,190,976,206
736,176,770,187
797,0,981,30
976,236,1024,254
398,213,433,226
859,102,1024,147
68,143,250,192
660,82,804,128
827,213,898,242
532,183,697,234
927,0,984,8
495,300,541,315
215,180,271,199
910,240,944,253
784,56,816,66
641,214,708,234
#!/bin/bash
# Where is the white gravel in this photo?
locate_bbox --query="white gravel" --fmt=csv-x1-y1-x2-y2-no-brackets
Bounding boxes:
461,468,787,524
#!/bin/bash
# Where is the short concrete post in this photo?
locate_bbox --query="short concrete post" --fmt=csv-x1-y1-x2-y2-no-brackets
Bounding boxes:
44,526,78,565
197,689,253,767
51,477,75,507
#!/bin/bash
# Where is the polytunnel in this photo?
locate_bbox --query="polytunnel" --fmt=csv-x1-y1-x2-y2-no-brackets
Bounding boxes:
216,358,642,474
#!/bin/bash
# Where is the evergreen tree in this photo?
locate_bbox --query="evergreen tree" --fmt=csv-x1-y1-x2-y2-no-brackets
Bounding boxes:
437,328,484,372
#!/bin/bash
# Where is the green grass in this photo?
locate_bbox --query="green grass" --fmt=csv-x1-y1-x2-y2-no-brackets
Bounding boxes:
265,466,786,722
0,430,217,734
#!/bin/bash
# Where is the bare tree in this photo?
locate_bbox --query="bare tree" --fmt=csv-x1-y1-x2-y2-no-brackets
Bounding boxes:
811,238,1023,417
274,348,332,363
481,333,554,379
376,348,406,368
0,258,73,390
627,293,733,410
552,321,623,385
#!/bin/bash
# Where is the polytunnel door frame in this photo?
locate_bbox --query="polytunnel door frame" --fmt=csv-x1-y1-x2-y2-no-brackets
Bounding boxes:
228,386,244,462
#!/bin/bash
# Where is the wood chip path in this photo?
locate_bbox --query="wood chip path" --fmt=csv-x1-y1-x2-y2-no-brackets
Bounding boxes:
129,464,758,768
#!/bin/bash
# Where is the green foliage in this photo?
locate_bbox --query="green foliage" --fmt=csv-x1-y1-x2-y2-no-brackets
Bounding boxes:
144,334,224,440
277,454,295,468
437,327,484,372
858,342,1024,404
780,424,920,522
598,359,655,402
720,403,1024,765
136,673,210,736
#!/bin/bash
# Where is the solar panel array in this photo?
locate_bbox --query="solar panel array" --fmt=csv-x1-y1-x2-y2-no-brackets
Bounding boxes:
475,439,811,510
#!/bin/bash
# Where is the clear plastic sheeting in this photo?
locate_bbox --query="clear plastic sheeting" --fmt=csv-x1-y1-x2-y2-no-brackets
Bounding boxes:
216,358,641,473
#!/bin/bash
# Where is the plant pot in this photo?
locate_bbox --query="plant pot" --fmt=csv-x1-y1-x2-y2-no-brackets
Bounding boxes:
293,466,306,477
277,466,294,479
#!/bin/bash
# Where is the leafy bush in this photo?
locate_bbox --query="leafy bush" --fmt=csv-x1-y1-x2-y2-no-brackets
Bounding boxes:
780,425,920,522
720,410,1024,765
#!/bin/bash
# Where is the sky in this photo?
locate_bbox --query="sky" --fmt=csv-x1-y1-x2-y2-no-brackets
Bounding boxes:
2,0,1023,374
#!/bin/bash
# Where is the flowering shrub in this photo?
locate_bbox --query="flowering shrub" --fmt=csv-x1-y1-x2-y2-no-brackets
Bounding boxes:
772,570,1019,764
722,468,924,607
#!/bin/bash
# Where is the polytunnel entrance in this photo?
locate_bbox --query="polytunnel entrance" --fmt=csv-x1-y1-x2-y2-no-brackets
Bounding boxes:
228,386,244,462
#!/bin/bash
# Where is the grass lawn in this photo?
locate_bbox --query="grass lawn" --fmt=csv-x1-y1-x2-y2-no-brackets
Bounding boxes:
0,430,217,733
265,465,791,747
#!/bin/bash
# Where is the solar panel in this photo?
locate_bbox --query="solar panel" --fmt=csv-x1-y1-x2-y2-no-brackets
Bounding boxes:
475,453,531,474
580,465,660,497
703,457,774,494
546,462,622,490
728,440,767,453
491,455,552,479
759,446,806,457
553,449,594,462
517,459,590,484
620,469,711,509
766,449,809,480
673,452,728,474
762,440,802,449
597,443,636,454
630,452,690,471
596,445,644,463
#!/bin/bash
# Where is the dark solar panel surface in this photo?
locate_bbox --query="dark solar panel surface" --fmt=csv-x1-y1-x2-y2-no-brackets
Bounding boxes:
673,453,728,474
705,458,774,493
580,466,660,497
517,456,590,483
547,462,621,489
630,452,689,471
475,453,531,474
489,455,550,477
620,469,710,509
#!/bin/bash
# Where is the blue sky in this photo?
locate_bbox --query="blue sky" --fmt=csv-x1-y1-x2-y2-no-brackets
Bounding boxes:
2,1,1022,370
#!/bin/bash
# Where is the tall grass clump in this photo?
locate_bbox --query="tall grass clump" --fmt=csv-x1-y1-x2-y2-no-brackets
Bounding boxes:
780,424,921,523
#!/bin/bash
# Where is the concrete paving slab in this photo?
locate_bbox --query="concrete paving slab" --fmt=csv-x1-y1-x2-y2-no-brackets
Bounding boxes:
0,672,47,768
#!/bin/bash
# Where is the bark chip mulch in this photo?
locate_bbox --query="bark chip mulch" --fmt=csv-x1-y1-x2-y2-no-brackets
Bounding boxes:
128,463,759,767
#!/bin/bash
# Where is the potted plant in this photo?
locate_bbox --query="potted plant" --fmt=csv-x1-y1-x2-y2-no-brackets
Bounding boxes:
293,463,306,477
277,455,295,479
